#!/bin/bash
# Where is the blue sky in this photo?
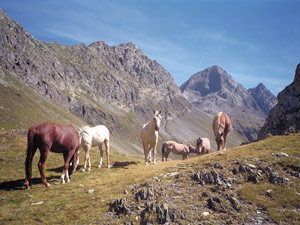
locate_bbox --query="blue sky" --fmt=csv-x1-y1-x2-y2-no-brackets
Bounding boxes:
1,0,299,95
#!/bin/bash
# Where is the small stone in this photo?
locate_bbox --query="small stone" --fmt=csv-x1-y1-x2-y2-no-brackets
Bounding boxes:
202,192,209,197
31,201,44,205
169,172,178,176
202,211,210,216
247,164,256,169
86,189,94,194
276,152,289,157
266,189,273,197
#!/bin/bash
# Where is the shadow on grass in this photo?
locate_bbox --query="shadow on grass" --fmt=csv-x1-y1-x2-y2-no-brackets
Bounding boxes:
0,176,60,191
112,161,137,168
46,161,138,172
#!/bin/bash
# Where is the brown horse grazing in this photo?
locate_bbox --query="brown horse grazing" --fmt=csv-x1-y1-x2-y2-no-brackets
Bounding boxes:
162,141,199,161
213,112,232,151
24,122,80,189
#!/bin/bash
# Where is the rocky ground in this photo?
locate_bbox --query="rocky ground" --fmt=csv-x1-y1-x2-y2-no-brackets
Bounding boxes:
108,152,300,224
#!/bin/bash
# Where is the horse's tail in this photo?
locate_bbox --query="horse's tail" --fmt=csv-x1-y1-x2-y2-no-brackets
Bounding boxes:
162,143,166,161
24,127,37,189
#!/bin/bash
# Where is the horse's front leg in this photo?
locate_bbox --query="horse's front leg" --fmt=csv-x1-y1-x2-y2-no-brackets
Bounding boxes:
61,152,72,184
142,141,149,165
152,143,157,164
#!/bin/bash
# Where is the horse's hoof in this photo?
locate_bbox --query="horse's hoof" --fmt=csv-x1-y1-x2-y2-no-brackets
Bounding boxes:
61,180,65,184
97,165,102,168
145,162,148,165
66,179,70,183
107,165,111,169
153,160,157,165
81,169,85,172
88,167,91,171
25,185,31,189
46,183,51,187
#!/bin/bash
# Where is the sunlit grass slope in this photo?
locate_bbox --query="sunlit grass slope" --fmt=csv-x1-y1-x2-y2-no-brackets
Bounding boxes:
0,133,299,224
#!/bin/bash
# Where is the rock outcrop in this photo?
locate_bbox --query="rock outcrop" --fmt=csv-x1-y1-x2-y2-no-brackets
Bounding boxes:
258,63,300,139
180,65,277,141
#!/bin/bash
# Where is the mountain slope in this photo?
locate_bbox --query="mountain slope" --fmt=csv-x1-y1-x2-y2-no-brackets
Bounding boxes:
180,65,276,141
258,63,300,139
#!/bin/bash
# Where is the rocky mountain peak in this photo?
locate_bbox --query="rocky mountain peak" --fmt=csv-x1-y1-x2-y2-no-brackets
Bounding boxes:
180,65,276,141
248,83,277,115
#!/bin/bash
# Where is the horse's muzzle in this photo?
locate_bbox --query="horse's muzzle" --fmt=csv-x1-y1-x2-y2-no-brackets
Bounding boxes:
155,126,160,131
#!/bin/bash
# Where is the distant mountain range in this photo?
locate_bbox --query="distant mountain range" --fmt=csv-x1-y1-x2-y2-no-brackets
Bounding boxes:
0,8,244,154
180,65,277,140
0,7,279,154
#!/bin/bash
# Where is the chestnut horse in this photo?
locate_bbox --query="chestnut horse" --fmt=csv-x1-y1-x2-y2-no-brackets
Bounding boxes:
140,110,162,165
24,122,80,189
213,112,232,150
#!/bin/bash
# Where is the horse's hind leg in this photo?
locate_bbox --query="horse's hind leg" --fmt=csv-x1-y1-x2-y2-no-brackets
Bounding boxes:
82,145,91,172
37,148,51,187
25,146,37,189
61,151,73,184
104,140,110,168
98,144,103,168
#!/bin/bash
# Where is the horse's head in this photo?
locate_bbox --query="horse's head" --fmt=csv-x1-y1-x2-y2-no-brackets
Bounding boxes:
196,137,203,154
69,148,79,176
78,128,91,145
215,133,224,150
153,110,162,131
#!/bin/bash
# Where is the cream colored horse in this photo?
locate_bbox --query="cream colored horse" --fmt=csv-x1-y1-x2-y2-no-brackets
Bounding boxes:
162,141,199,161
78,125,110,171
140,110,162,165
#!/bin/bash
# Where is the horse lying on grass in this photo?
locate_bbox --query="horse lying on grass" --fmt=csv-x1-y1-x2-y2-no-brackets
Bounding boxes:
161,140,199,161
24,122,80,189
78,125,110,171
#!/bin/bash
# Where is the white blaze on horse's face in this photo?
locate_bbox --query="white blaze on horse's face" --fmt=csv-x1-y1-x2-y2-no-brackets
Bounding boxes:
153,110,162,131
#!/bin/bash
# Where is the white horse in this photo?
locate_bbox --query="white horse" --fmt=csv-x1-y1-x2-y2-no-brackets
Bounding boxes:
78,125,110,171
140,110,162,165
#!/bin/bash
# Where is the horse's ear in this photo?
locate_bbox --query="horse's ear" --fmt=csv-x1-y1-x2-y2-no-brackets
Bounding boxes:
159,110,161,115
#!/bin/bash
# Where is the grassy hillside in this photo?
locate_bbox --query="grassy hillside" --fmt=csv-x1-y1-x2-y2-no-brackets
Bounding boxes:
0,133,299,224
0,70,86,130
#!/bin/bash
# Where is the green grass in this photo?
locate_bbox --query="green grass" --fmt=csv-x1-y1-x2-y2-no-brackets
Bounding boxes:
0,70,86,130
1,132,300,224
